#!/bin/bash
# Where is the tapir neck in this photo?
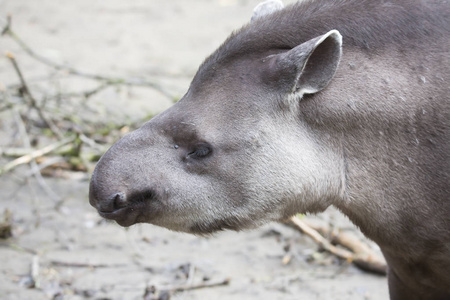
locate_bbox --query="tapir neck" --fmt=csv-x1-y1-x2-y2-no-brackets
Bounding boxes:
301,47,450,254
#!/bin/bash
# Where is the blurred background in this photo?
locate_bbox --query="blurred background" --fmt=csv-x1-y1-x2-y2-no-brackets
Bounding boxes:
0,1,388,299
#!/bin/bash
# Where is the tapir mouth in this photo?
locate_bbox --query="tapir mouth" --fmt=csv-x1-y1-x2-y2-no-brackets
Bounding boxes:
98,206,141,227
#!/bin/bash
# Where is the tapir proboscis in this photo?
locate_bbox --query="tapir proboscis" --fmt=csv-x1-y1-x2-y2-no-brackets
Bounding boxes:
89,0,450,298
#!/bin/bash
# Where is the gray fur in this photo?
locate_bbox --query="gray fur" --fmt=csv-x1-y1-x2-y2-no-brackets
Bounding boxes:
90,0,450,299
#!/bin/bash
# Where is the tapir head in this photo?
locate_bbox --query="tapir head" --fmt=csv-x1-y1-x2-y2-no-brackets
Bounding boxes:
89,2,344,235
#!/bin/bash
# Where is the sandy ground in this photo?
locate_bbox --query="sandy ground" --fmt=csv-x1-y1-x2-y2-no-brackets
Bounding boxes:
0,0,388,299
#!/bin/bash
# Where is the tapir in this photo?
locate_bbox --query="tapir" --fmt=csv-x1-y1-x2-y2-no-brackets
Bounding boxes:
89,0,450,299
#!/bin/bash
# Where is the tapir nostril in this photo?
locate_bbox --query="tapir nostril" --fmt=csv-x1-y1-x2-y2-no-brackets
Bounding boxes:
96,192,127,213
112,192,127,210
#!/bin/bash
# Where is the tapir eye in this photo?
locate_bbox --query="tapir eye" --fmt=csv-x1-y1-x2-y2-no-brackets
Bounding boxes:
187,142,212,159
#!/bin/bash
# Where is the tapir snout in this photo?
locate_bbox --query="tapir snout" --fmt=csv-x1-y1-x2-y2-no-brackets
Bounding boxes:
89,127,166,227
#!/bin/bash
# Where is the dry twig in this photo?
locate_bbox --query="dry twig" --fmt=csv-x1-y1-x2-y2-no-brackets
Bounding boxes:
288,216,387,275
6,52,63,138
289,216,353,259
0,136,76,175
50,260,126,269
10,108,62,201
168,277,230,293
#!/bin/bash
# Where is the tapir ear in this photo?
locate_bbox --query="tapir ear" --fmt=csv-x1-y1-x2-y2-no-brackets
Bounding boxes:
251,0,284,22
265,30,342,96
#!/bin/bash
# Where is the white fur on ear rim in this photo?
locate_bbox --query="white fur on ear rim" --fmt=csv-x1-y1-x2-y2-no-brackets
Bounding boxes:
261,29,343,97
296,29,343,95
251,0,284,22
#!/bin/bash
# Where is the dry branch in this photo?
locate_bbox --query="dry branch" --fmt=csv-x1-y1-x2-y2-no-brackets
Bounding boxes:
169,277,230,293
50,260,126,268
144,278,230,300
6,52,63,138
0,136,76,175
10,108,62,202
289,216,353,259
309,221,387,274
1,241,38,255
288,216,387,275
1,13,178,185
1,13,179,183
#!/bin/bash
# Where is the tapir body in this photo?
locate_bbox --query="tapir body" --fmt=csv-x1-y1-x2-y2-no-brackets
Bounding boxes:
89,0,450,299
